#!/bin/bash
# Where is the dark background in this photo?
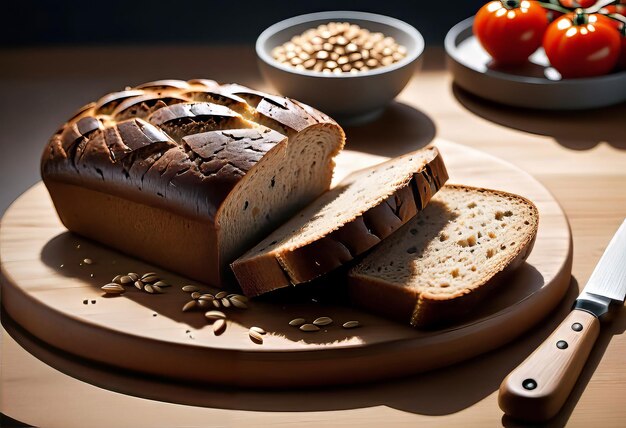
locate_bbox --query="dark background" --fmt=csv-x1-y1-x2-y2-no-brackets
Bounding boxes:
3,0,484,47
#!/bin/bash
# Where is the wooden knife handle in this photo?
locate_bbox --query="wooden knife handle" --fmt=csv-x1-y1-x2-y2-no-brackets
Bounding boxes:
498,309,600,422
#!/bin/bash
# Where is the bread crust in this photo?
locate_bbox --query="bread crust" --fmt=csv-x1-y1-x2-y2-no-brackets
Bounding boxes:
231,147,449,297
41,79,344,287
348,185,540,328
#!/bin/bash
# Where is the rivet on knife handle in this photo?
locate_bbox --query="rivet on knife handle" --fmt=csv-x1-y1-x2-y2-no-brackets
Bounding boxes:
498,309,600,422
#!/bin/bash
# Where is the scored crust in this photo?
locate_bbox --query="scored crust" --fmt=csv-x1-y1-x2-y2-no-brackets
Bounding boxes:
41,79,345,287
231,146,449,297
348,185,539,328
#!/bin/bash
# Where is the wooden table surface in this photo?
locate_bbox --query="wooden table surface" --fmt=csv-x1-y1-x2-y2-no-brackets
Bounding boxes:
1,46,625,427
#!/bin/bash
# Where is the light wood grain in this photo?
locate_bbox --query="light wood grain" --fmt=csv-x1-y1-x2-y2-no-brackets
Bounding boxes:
0,139,571,388
1,45,625,427
499,309,600,421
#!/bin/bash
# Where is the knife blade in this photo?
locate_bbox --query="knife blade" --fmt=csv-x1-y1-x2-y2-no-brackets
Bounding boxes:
498,219,626,422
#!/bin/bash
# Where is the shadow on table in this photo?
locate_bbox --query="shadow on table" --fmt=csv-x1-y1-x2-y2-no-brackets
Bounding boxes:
452,84,626,151
6,277,607,419
342,101,437,157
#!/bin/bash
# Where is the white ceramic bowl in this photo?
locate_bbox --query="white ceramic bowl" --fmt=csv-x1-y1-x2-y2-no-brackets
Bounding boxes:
256,11,424,125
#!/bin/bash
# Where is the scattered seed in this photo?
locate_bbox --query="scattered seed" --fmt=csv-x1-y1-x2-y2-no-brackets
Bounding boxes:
152,285,164,294
142,275,159,284
141,272,157,279
112,275,122,284
249,329,264,343
215,291,228,299
120,275,133,284
221,298,231,308
289,318,306,327
191,291,201,300
213,318,226,335
313,316,333,326
212,299,221,308
128,273,139,281
144,284,155,294
182,300,197,312
101,283,125,294
153,281,170,287
204,310,226,321
197,299,211,308
134,280,144,290
83,258,93,265
342,321,360,329
300,323,320,332
230,294,249,303
250,326,266,335
199,294,214,301
182,285,200,292
230,298,248,309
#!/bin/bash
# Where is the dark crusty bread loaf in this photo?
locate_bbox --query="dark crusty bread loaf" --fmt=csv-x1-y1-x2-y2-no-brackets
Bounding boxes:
348,185,539,328
231,146,448,297
41,79,345,287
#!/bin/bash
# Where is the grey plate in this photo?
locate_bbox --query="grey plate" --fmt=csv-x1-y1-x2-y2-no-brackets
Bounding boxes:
445,17,626,110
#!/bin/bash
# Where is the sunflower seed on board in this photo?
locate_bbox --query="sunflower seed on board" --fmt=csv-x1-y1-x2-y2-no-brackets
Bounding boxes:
212,299,221,308
120,275,133,284
83,258,93,265
204,310,226,321
182,300,197,312
141,272,157,279
300,323,320,332
182,285,200,293
221,298,231,308
134,280,144,290
229,294,249,303
144,284,155,294
128,273,139,281
191,291,201,300
198,294,214,301
250,326,266,335
313,317,333,326
153,281,170,287
112,275,123,284
197,299,211,308
229,298,248,309
215,291,228,299
213,318,226,335
101,283,125,295
342,321,360,329
289,318,306,327
152,285,164,294
249,329,264,344
142,275,159,284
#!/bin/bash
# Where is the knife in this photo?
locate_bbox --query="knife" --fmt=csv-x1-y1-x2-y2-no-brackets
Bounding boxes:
499,219,626,422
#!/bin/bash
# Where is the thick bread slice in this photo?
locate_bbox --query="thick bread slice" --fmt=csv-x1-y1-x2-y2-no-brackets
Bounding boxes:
231,146,448,297
348,185,539,328
41,79,345,287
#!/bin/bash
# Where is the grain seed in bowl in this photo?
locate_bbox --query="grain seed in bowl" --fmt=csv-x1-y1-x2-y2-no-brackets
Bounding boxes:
271,21,407,74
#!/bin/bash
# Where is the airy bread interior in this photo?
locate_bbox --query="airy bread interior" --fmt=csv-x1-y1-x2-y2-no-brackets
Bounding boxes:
349,185,539,327
218,124,343,274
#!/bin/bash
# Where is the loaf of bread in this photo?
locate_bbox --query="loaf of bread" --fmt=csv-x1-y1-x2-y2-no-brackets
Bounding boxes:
232,146,448,297
348,185,539,328
41,79,345,287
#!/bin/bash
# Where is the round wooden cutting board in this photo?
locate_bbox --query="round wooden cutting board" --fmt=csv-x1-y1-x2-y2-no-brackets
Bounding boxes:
0,139,572,387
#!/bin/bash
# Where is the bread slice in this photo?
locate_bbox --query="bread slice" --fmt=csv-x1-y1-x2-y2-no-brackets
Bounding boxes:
231,146,448,297
348,185,539,328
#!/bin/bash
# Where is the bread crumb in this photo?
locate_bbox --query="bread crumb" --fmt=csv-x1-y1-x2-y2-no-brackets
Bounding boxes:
451,268,459,278
467,235,477,247
488,232,496,239
439,232,449,242
467,202,477,209
487,248,495,258
495,211,504,220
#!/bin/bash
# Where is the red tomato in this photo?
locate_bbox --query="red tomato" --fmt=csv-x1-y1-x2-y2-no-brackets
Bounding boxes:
474,0,549,65
559,0,597,8
543,11,621,77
